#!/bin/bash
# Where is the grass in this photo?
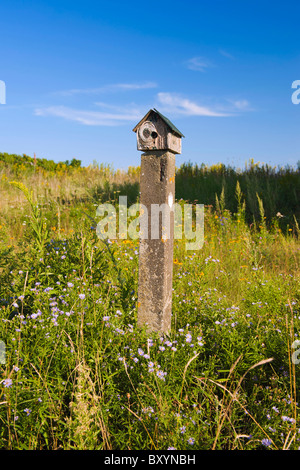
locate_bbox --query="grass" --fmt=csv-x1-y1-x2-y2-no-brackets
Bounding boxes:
0,154,299,450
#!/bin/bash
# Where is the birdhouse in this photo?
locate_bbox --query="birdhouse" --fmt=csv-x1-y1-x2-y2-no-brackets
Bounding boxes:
133,108,184,154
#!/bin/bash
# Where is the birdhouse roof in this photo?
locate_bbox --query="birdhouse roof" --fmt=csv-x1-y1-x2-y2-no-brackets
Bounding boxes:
132,108,184,138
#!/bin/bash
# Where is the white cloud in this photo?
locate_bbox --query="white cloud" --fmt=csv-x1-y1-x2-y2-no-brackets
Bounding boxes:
157,92,230,117
185,57,214,72
35,91,252,127
34,105,142,126
224,98,253,112
232,99,250,110
219,49,235,60
55,82,157,97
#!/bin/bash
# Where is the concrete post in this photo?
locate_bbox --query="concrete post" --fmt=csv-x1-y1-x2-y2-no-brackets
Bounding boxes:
133,109,184,334
137,151,175,333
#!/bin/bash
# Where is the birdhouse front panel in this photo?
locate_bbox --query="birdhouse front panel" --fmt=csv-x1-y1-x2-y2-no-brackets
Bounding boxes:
133,109,183,154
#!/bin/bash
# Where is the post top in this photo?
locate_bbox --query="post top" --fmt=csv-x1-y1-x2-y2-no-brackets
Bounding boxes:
132,108,184,138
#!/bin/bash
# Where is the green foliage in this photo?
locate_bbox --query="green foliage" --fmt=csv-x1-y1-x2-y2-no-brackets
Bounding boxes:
0,157,299,450
0,152,81,173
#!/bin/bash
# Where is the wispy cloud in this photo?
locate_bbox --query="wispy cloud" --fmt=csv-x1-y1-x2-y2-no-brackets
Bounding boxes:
34,105,142,126
185,56,214,72
219,49,235,60
231,99,250,110
224,98,253,112
54,81,157,97
156,92,230,117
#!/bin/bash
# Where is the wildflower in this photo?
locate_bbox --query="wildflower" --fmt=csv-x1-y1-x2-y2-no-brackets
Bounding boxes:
282,416,295,423
78,294,85,300
156,370,166,380
261,438,272,447
3,378,12,388
138,348,144,356
67,282,74,288
185,333,192,343
23,408,31,416
103,316,110,322
187,437,195,445
115,327,124,335
180,426,186,434
168,447,176,450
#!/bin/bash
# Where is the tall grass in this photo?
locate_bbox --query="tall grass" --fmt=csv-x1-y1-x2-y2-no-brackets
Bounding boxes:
0,154,299,449
0,154,299,246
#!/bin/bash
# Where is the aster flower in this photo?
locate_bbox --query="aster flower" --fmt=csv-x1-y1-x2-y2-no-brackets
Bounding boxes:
185,333,192,343
187,437,195,445
261,438,272,447
3,378,12,388
156,370,166,380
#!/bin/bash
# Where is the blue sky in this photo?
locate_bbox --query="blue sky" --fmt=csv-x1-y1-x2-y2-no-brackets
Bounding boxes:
1,0,300,170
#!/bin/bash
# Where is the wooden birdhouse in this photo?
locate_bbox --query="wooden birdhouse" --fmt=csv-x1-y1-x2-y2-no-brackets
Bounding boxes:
132,108,184,154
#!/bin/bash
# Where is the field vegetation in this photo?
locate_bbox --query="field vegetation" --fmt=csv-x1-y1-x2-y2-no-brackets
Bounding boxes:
0,152,299,449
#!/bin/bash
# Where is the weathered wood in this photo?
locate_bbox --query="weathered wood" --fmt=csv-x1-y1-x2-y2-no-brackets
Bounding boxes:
133,109,183,154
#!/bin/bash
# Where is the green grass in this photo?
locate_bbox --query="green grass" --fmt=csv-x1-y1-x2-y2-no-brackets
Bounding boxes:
0,154,299,450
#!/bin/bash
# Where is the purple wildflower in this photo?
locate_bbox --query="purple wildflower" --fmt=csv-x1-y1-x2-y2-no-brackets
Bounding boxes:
261,438,272,447
3,378,12,388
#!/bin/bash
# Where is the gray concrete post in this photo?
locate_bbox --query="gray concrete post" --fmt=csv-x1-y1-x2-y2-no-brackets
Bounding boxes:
133,109,184,334
137,151,175,333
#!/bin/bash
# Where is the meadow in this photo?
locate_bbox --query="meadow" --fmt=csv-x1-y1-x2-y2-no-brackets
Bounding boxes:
0,152,299,450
